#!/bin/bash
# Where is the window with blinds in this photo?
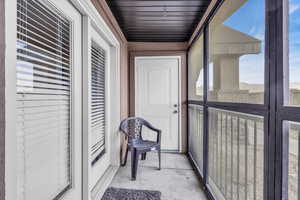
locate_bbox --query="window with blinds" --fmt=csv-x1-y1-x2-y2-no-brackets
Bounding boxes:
91,42,106,165
16,0,72,199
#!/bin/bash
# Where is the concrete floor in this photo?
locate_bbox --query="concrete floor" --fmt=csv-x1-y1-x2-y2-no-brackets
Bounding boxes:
109,153,208,200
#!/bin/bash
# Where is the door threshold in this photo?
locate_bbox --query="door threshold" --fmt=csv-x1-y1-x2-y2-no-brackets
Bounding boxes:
91,165,119,200
161,150,182,154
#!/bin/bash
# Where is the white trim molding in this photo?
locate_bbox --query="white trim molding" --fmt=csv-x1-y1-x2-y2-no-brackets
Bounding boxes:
5,0,17,199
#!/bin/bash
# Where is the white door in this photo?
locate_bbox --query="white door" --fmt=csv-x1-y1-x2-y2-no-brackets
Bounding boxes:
15,0,82,199
135,57,180,151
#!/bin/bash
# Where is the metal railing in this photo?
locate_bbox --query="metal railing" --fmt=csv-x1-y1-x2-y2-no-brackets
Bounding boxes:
207,108,264,200
285,121,300,200
188,104,204,174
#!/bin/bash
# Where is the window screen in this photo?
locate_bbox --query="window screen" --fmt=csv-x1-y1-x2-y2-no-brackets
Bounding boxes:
188,34,204,101
208,0,265,104
91,41,106,165
16,0,72,199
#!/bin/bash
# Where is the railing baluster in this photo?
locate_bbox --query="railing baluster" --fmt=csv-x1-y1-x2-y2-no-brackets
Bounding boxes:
201,108,204,169
237,116,240,200
211,110,215,182
191,106,193,141
254,121,257,200
196,107,199,165
216,111,220,186
245,119,248,200
297,130,300,200
214,110,218,183
225,114,228,198
199,108,202,169
213,110,216,182
220,113,223,192
189,106,192,152
231,116,234,200
208,109,212,181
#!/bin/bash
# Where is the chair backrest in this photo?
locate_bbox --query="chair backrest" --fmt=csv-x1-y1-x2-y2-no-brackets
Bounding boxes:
119,117,148,141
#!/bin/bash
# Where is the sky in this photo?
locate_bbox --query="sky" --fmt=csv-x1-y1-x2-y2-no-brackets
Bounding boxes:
218,0,300,85
288,0,300,85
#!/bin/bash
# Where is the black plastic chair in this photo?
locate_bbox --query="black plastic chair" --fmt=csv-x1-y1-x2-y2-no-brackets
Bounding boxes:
119,117,161,180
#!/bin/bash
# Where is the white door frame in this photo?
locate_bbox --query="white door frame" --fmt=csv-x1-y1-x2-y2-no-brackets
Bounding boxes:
134,56,182,152
4,0,121,200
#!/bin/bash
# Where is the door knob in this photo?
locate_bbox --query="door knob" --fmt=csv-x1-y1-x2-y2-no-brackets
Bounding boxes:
173,110,178,114
173,104,178,108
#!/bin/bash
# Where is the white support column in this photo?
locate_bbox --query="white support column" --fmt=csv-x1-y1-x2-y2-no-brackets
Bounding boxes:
219,55,240,91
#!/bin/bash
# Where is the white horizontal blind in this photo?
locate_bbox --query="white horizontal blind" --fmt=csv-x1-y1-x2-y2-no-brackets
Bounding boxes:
16,0,72,199
91,42,106,165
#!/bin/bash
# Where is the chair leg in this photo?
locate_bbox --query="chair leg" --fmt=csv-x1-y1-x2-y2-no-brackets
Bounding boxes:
131,148,139,181
158,147,161,170
121,146,129,167
141,152,146,160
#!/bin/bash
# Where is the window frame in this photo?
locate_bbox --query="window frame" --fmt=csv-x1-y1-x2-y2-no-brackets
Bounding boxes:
187,0,278,200
275,1,300,199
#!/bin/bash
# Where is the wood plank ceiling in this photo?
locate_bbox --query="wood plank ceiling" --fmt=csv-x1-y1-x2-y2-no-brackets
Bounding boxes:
105,0,212,42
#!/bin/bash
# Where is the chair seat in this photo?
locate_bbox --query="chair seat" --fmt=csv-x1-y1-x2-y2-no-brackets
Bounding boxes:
129,140,160,150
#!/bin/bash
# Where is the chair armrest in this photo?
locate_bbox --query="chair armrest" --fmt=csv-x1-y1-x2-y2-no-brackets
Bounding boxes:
156,129,161,144
144,123,162,144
